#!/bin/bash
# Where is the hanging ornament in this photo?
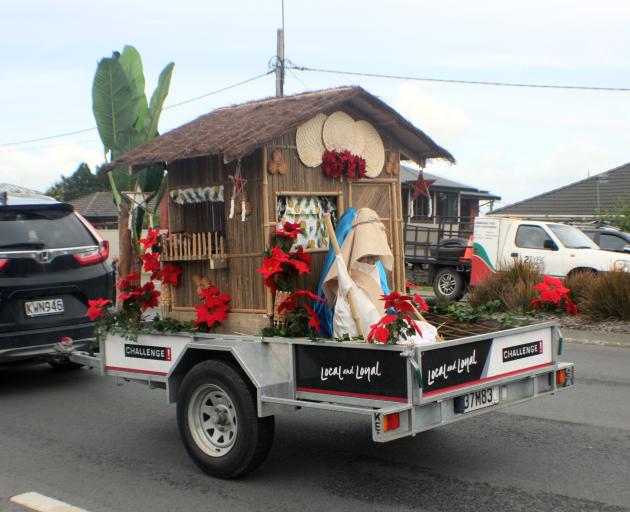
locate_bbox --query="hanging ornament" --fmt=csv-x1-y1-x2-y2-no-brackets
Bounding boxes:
228,160,250,222
412,170,435,217
123,182,152,230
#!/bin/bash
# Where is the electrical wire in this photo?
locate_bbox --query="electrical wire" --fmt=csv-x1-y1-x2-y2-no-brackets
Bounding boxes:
287,65,630,92
0,139,99,153
0,70,274,148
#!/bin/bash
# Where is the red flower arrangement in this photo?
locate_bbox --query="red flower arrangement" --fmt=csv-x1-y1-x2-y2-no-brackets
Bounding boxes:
322,150,366,180
195,284,231,330
119,278,160,312
531,276,577,315
276,289,327,334
159,262,183,286
139,228,162,251
274,221,304,240
367,292,425,344
257,246,312,293
140,252,161,279
87,299,111,321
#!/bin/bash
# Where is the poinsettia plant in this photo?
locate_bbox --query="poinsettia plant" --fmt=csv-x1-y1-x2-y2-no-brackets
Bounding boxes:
273,221,305,252
274,289,327,336
531,276,578,315
195,284,231,331
257,245,312,293
367,292,428,345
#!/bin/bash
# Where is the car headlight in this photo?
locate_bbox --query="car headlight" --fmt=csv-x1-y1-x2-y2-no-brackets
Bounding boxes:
613,260,630,272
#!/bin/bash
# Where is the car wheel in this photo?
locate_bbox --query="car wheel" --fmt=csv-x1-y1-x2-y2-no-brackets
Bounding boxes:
433,267,463,301
176,360,274,479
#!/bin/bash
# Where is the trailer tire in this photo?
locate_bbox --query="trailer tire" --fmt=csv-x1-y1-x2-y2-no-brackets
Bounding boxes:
433,267,463,301
176,360,274,479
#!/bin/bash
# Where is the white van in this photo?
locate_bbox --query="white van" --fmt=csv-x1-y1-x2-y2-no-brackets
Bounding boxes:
471,216,630,285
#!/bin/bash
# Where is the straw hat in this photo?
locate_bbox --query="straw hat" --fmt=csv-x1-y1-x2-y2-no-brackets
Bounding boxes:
322,111,357,152
355,120,384,178
296,113,327,167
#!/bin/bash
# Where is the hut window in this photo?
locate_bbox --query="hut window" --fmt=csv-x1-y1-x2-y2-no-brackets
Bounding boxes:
276,195,337,251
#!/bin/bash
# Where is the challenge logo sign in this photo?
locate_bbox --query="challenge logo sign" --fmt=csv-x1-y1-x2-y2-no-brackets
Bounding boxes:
502,341,543,363
124,344,172,361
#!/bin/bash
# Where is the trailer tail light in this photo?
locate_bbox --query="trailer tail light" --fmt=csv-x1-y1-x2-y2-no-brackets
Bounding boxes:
73,240,109,266
556,367,573,387
0,259,8,271
383,413,400,432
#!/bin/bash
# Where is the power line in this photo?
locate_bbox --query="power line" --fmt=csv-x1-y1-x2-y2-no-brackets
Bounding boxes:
0,70,274,148
288,65,630,92
0,139,99,153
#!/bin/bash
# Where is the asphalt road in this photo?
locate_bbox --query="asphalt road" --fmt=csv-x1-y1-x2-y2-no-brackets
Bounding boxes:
0,342,628,512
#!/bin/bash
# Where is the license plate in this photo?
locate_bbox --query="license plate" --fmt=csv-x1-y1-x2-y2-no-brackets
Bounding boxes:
24,298,64,317
454,386,499,414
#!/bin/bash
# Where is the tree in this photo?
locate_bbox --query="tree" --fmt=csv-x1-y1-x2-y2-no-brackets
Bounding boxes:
46,162,109,201
91,45,174,285
600,195,630,231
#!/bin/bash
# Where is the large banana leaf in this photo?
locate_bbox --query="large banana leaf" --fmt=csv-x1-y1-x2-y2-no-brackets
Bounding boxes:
146,62,175,138
92,58,138,156
119,46,149,133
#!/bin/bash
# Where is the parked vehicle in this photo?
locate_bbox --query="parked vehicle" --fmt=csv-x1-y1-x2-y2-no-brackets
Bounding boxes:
66,319,574,478
579,226,630,254
405,216,630,301
0,192,114,367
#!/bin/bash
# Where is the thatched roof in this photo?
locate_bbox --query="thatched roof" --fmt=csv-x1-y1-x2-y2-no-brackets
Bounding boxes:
103,86,454,172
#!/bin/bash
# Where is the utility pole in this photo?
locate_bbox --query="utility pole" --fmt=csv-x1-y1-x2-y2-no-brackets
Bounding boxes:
275,0,285,96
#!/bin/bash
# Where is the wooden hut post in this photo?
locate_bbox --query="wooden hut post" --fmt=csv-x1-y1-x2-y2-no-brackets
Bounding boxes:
262,147,273,317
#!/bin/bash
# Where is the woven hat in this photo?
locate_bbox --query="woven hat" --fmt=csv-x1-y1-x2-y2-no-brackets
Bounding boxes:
355,120,384,178
296,113,327,167
322,111,357,152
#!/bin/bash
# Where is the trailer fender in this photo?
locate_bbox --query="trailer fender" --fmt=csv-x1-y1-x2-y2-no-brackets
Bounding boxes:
167,336,292,417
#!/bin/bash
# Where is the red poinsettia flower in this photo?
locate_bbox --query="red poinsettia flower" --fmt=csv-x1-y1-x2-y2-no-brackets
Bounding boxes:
291,246,312,266
139,228,161,250
274,221,303,239
138,281,160,311
140,252,161,278
284,257,310,275
277,289,327,314
533,276,570,305
565,298,578,315
257,246,289,279
322,150,344,178
382,291,415,313
159,263,183,286
367,314,398,344
413,294,430,312
194,284,231,328
87,298,111,321
117,271,140,292
303,304,322,334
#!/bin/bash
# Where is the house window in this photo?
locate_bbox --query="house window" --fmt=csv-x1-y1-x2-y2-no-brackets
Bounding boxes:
276,195,337,250
412,194,431,219
436,191,458,218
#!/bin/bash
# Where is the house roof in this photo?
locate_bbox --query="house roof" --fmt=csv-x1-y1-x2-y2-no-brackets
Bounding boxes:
0,183,49,198
102,86,455,172
491,162,630,217
68,191,160,220
68,192,118,219
400,165,501,200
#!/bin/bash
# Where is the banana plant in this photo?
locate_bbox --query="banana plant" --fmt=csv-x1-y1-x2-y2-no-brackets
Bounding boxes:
92,45,174,280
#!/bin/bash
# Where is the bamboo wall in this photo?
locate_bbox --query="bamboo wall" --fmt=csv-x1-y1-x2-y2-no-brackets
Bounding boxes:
164,104,406,334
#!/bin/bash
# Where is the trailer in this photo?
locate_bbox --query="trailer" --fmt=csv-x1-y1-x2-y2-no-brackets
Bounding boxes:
64,319,574,479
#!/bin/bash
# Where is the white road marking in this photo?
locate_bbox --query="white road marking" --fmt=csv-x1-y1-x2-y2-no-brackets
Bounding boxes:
10,492,89,512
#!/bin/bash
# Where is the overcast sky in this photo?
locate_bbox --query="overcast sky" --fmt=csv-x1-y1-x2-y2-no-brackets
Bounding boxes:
1,0,628,207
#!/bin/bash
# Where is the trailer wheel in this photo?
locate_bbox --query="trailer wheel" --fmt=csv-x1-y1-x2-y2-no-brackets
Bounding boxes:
433,267,463,301
176,360,274,479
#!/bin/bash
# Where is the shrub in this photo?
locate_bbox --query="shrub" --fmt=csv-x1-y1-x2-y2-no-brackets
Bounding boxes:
467,259,543,311
575,271,630,321
564,271,597,309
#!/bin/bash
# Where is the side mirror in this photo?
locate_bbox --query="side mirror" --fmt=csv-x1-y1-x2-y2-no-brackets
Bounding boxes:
543,239,558,251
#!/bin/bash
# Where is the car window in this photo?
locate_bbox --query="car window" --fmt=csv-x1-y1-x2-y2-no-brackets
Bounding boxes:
600,234,627,251
0,209,96,250
515,225,552,250
549,224,598,249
